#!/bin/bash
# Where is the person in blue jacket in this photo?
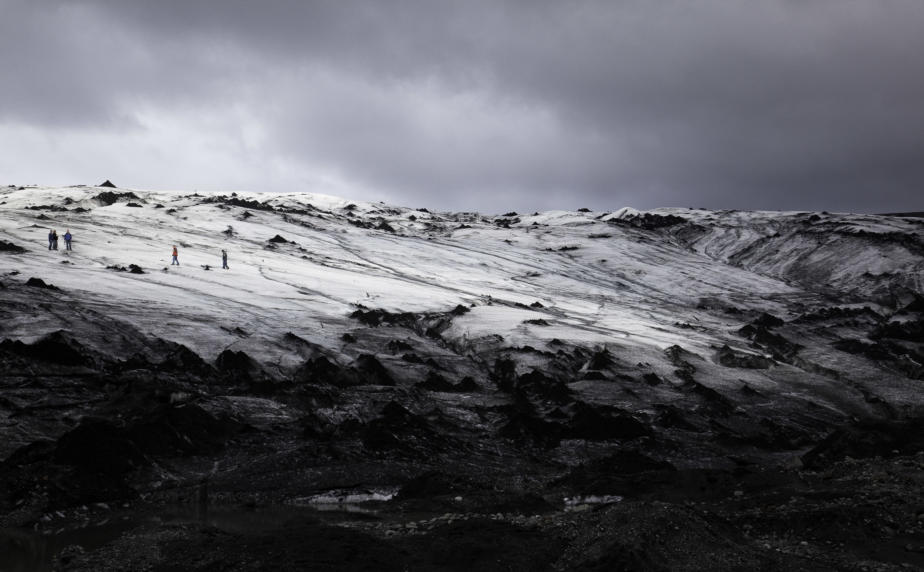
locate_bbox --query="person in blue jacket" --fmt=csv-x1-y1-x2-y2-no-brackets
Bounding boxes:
221,249,229,269
47,229,53,250
64,229,73,251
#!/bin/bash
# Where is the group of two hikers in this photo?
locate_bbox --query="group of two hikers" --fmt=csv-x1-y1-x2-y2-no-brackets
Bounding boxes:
171,245,229,270
47,229,72,251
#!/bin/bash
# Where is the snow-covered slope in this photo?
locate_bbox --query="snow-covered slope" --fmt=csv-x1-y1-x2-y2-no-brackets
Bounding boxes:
613,206,924,304
2,185,924,570
2,184,923,415
0,189,878,356
2,184,922,409
1,186,920,372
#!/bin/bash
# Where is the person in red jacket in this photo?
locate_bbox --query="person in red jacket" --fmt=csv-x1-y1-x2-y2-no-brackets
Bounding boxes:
171,245,179,266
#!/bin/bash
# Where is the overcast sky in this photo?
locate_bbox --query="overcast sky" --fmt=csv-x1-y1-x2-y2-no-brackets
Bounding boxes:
1,0,922,213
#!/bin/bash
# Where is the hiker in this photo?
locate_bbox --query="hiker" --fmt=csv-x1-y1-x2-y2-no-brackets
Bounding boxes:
47,229,53,250
64,229,72,251
52,230,58,250
171,245,179,265
221,249,229,269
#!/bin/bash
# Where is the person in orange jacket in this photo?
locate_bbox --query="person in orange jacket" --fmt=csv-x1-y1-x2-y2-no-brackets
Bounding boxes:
171,245,179,265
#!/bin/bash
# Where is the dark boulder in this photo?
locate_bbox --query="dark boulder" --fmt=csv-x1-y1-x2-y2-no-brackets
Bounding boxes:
832,338,892,361
872,318,924,342
354,354,395,386
739,324,802,360
155,343,215,376
107,263,147,274
802,418,924,469
715,345,774,369
350,308,416,328
450,304,471,316
215,349,259,380
612,212,688,230
588,348,615,370
752,312,785,328
0,331,91,366
26,277,59,290
566,402,651,441
387,339,413,352
664,344,699,368
514,369,573,404
376,220,396,232
93,191,139,206
295,356,348,386
0,239,26,253
683,381,735,417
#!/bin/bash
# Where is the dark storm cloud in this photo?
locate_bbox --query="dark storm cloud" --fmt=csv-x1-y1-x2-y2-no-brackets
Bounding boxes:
1,0,922,213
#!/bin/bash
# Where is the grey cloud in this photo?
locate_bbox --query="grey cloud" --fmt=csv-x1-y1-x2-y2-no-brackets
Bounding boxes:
1,0,923,213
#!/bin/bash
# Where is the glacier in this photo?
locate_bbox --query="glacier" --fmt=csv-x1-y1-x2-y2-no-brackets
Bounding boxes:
1,184,923,570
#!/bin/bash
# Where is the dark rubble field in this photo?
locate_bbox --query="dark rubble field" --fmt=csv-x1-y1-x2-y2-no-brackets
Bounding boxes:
1,187,924,571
